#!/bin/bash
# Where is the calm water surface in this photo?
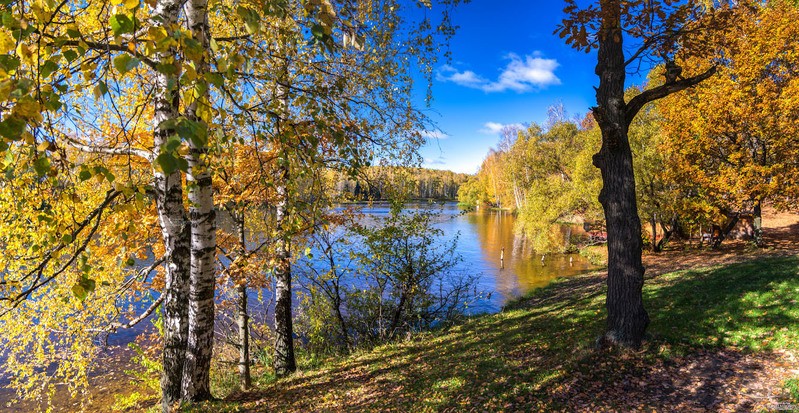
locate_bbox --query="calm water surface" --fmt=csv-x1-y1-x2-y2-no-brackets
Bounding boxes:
352,202,597,313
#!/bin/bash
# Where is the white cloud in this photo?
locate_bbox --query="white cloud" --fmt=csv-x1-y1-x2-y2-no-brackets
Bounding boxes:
419,130,449,140
424,157,447,166
437,53,561,93
480,122,524,135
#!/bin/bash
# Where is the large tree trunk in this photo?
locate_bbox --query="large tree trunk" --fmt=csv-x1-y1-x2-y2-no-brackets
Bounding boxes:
182,0,216,401
593,2,649,348
151,1,189,411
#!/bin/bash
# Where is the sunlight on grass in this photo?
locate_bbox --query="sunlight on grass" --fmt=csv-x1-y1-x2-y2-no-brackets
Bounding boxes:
186,255,799,412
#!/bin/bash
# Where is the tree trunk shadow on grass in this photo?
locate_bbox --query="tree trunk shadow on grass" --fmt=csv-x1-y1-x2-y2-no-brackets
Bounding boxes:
223,256,798,412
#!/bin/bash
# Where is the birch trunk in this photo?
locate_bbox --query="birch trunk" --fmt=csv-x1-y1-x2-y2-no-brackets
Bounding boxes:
236,283,251,391
182,0,216,401
236,216,251,390
273,82,296,377
151,1,189,411
273,158,296,376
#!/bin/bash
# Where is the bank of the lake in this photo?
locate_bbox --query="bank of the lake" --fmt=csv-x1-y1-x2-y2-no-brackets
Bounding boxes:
189,257,799,413
183,209,799,413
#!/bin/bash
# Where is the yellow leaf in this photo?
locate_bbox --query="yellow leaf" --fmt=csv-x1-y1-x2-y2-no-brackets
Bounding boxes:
0,29,15,54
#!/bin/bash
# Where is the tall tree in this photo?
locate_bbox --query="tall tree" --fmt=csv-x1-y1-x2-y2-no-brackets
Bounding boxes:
181,0,216,401
558,0,730,347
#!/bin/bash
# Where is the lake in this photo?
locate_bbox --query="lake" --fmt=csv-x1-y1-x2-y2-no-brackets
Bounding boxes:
338,202,598,313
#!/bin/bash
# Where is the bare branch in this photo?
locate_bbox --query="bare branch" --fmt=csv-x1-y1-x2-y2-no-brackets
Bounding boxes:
108,295,164,331
63,135,154,162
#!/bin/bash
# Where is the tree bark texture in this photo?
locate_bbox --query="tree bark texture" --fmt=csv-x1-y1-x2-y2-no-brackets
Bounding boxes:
273,158,296,376
235,216,252,391
236,283,251,391
273,82,296,377
151,1,189,411
182,0,216,401
593,2,649,348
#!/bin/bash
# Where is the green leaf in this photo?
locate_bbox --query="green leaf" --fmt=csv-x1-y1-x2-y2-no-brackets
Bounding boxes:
0,55,19,73
113,54,140,74
156,62,179,75
0,117,25,140
156,152,178,174
311,24,325,40
71,284,87,301
80,277,96,293
93,81,108,99
40,60,59,78
175,118,207,147
61,233,73,244
205,72,223,87
176,157,189,172
33,156,50,177
236,6,260,34
110,14,135,36
78,168,92,181
62,49,79,63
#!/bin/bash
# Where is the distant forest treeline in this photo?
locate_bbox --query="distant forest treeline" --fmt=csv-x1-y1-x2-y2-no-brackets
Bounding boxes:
326,166,470,201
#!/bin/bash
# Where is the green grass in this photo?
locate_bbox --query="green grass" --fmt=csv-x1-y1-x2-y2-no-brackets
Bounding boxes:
182,255,799,412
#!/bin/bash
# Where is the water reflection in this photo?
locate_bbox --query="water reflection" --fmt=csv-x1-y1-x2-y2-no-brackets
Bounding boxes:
369,203,598,313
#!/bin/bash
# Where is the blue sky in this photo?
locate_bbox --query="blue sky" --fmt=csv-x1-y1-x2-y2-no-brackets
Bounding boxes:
417,0,599,173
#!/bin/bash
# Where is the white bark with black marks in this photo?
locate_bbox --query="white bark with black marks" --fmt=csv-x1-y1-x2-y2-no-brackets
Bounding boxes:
182,0,216,401
273,82,296,377
151,1,190,411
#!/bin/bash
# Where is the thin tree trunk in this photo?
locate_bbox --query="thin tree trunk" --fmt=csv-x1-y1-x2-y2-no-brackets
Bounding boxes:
593,2,649,348
273,158,296,376
182,0,216,401
711,212,740,249
333,291,350,349
655,214,678,252
151,1,189,411
650,213,657,252
235,214,251,391
273,82,296,377
753,200,763,247
326,249,350,348
236,283,251,390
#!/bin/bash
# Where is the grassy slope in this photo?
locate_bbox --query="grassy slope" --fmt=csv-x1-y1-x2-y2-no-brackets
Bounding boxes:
185,255,799,412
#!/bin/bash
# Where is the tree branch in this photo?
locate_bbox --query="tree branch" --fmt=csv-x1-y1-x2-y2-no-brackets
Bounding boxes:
64,135,154,162
107,295,165,331
625,66,717,126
